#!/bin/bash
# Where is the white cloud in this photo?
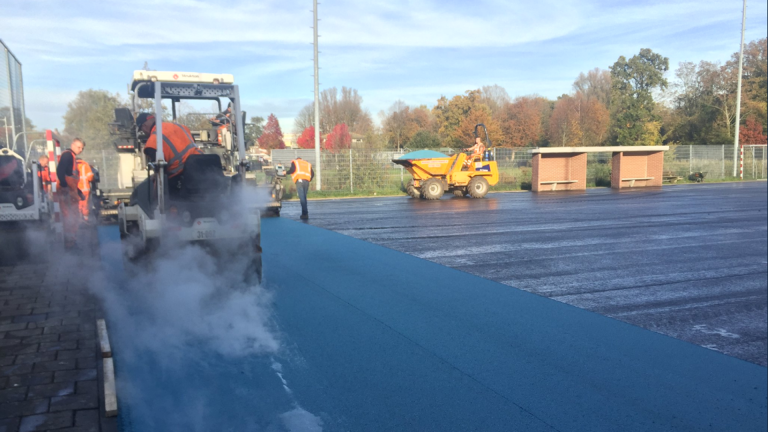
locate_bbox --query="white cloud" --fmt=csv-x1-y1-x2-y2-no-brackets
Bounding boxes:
2,0,765,131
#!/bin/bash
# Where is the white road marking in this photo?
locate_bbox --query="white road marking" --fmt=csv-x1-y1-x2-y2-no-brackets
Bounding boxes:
693,324,740,339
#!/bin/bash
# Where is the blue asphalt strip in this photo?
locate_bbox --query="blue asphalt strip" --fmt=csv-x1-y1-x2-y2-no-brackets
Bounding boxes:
262,217,767,432
101,218,767,431
97,225,124,278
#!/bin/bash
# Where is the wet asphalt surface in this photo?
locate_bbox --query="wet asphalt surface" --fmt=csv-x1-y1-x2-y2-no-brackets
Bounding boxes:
282,182,768,366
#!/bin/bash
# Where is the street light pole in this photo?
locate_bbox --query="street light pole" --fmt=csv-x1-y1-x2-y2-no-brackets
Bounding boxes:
13,130,32,153
25,139,45,162
1,117,8,148
313,0,322,190
733,0,746,178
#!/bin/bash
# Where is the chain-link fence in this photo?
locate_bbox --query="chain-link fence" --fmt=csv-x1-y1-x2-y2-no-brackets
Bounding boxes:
743,145,767,179
666,145,767,180
83,144,767,197
0,39,27,157
272,149,408,193
271,147,617,193
77,149,124,191
271,145,766,194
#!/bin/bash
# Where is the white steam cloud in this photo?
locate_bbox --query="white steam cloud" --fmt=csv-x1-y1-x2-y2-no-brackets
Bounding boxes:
92,243,278,359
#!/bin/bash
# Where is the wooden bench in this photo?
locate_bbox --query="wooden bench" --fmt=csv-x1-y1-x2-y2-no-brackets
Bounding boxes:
540,180,578,191
621,177,654,187
662,174,682,183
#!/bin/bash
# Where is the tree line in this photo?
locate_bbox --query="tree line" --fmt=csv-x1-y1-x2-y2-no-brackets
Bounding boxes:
295,38,766,150
55,39,766,157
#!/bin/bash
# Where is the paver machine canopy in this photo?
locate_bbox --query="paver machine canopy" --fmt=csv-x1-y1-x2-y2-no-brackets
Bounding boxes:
117,71,262,282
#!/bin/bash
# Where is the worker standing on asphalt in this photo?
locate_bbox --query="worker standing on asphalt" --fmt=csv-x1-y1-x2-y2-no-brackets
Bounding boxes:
37,154,56,194
463,137,486,168
286,157,314,220
136,113,201,178
56,138,86,249
76,158,94,221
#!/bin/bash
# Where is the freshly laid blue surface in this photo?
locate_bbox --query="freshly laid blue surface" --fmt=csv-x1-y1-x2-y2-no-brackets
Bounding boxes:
103,218,767,431
263,218,767,431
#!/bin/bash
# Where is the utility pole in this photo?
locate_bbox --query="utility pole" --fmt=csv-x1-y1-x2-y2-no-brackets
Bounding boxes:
733,0,746,178
1,117,8,148
313,0,322,190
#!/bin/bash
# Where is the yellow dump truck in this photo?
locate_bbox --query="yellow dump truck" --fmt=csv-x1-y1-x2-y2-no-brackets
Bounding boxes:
393,125,499,200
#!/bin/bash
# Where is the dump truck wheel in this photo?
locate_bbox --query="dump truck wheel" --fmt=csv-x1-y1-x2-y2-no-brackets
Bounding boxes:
406,180,420,199
452,189,467,197
468,176,489,198
422,179,443,200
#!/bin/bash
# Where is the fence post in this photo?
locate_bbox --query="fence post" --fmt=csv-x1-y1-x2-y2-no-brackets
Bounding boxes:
349,148,353,193
689,145,692,173
102,150,108,188
740,146,744,179
721,145,725,179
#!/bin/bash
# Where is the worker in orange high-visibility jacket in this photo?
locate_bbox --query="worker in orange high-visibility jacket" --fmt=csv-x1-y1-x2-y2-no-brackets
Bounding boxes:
462,137,486,169
136,113,201,178
56,138,86,249
286,157,314,220
76,159,94,221
37,154,56,194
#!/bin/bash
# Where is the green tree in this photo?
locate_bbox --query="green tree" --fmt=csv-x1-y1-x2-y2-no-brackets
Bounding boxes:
610,49,669,145
407,130,441,149
63,89,126,151
432,90,504,148
245,116,265,147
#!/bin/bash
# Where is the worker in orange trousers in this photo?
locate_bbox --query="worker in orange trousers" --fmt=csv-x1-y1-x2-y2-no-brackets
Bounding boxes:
56,138,86,249
76,158,94,221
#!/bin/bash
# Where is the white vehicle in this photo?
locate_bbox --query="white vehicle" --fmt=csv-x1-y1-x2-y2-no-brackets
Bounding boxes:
0,147,50,225
116,71,261,281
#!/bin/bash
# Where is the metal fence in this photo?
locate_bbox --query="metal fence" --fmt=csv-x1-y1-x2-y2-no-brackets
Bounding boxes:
84,144,767,196
271,147,616,192
0,39,27,157
666,145,767,180
63,149,124,191
270,145,766,193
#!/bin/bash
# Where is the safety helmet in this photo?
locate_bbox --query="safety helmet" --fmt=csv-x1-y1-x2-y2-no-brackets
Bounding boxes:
136,113,155,129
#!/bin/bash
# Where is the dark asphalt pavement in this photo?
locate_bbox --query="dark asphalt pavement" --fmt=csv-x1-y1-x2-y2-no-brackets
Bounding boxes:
282,182,768,366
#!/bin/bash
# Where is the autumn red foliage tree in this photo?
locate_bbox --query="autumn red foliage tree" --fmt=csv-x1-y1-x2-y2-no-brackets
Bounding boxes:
548,96,582,147
257,114,285,149
576,93,610,146
547,94,610,147
297,126,316,149
323,123,351,152
740,117,768,144
499,96,549,147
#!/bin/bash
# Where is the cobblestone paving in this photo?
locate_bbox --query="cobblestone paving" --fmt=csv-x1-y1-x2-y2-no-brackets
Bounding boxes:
0,258,117,432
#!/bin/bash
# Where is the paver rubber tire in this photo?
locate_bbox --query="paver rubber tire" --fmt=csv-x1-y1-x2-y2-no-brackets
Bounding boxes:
452,189,467,197
422,179,444,200
406,180,421,199
467,176,490,198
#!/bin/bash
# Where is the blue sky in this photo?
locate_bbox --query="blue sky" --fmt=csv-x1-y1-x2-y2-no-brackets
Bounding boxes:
1,0,766,134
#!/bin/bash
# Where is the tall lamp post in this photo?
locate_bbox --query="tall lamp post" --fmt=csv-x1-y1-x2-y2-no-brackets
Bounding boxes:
1,117,9,148
13,130,32,154
24,139,45,162
313,0,322,190
733,0,747,178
